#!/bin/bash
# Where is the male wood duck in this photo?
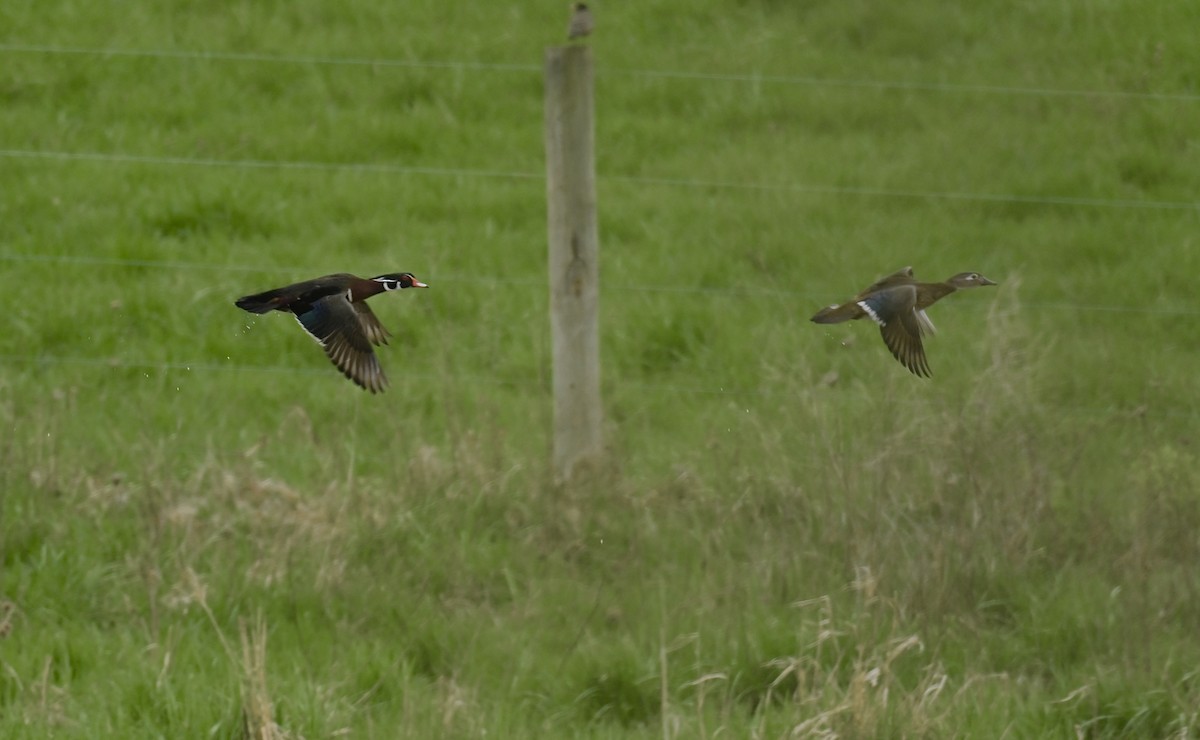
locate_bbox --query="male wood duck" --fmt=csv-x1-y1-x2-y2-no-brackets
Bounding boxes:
811,267,996,377
235,272,428,393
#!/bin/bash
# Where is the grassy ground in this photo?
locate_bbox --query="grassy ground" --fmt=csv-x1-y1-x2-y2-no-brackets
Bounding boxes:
2,0,1199,737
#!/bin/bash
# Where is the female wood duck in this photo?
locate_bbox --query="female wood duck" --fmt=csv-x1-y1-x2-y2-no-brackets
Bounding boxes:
235,272,428,393
811,267,996,377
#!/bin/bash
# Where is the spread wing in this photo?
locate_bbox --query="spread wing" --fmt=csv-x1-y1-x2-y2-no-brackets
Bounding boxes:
857,285,931,377
879,311,931,377
352,301,392,346
293,292,388,393
857,266,915,299
811,268,916,324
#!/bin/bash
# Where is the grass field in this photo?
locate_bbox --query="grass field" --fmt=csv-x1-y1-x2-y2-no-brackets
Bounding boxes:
2,1,1199,736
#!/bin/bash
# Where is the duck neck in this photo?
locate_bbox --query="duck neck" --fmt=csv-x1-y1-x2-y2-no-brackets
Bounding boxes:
915,281,956,309
349,278,387,302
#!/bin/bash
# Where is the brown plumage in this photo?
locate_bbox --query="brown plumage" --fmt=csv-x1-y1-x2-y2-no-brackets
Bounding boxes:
235,272,427,393
811,267,996,377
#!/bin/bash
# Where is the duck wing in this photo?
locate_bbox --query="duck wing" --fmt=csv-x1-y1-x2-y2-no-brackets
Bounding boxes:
293,292,388,393
857,285,931,377
352,301,392,346
857,266,915,299
811,267,916,324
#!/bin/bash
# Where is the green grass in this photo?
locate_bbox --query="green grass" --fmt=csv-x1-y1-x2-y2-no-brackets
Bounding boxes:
2,0,1200,737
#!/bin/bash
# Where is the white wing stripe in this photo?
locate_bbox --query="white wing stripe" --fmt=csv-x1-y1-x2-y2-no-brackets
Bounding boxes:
857,300,885,326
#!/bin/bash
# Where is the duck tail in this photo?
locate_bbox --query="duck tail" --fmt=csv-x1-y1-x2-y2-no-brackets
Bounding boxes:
810,302,863,324
234,289,287,314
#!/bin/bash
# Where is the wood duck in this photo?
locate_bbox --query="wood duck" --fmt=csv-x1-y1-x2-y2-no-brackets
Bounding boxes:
235,272,428,393
811,267,996,377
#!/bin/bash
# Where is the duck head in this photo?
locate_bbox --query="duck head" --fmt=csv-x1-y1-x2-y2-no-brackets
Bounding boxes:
945,272,997,288
372,273,429,290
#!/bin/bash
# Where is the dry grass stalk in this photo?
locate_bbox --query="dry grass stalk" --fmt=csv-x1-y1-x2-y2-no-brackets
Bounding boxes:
240,614,285,740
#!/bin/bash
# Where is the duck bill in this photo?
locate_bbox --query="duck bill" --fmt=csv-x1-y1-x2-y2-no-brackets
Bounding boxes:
412,280,429,288
979,276,998,286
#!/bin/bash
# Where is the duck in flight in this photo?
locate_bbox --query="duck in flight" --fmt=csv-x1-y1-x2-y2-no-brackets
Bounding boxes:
235,272,428,392
811,267,996,377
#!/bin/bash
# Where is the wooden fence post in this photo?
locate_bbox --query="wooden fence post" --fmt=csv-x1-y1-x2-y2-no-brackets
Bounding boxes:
545,45,602,482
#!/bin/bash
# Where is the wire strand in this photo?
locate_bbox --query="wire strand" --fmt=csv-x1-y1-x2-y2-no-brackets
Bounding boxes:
3,148,1196,212
1,352,1194,421
3,42,1199,102
2,252,1198,314
0,149,541,182
0,42,542,73
604,172,1200,212
613,66,1200,102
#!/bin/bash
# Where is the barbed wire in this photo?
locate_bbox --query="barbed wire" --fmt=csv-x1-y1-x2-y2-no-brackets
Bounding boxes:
2,46,1196,320
614,67,1200,102
605,171,1200,212
0,42,543,74
4,46,1195,450
2,148,1196,213
3,42,1199,102
0,352,781,399
1,352,1194,421
2,251,1198,315
0,149,541,183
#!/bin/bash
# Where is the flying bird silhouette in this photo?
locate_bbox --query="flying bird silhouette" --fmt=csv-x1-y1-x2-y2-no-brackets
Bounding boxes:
235,272,428,392
811,267,996,377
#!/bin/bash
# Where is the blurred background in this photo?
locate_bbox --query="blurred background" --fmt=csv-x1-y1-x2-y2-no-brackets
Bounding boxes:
1,1,1198,736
